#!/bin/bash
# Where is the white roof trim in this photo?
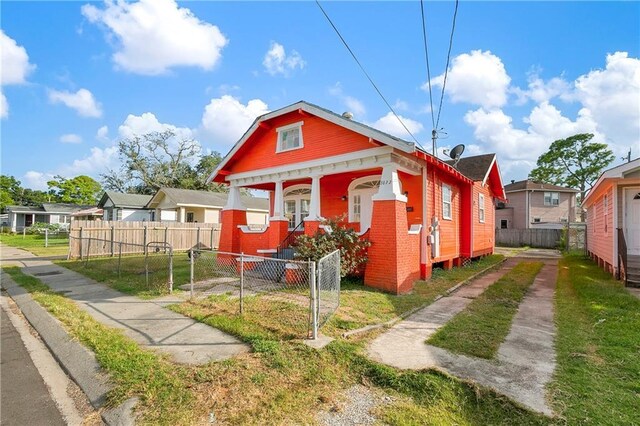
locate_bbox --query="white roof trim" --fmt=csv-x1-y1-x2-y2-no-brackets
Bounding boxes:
481,154,497,186
207,101,416,183
583,158,640,205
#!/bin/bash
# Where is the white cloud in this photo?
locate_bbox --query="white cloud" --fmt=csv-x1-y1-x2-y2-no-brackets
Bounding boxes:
0,91,7,119
328,82,366,117
59,133,83,144
572,52,640,153
369,112,424,140
263,42,305,76
23,171,54,191
48,88,103,118
393,99,409,112
57,146,119,177
428,50,511,109
82,0,228,75
200,95,269,146
512,72,571,104
117,112,193,141
1,30,35,85
96,125,109,141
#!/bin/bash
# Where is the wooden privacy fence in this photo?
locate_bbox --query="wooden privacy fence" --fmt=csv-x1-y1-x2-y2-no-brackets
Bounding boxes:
69,220,221,259
495,228,562,249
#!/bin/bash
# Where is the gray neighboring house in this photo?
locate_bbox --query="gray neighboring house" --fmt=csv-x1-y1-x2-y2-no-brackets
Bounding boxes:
495,180,579,230
146,187,269,224
97,191,153,221
6,203,85,232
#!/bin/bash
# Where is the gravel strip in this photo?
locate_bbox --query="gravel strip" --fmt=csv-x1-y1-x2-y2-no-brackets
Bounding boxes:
317,385,394,426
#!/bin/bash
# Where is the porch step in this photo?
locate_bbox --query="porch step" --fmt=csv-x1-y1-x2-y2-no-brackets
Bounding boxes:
627,255,640,268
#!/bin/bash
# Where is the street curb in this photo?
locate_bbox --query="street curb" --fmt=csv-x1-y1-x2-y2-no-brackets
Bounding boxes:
342,257,508,338
0,272,136,425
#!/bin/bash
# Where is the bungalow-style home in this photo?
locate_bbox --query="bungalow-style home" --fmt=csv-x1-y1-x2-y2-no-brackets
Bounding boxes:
97,191,153,222
71,207,104,221
207,101,505,294
145,187,269,224
6,203,86,232
495,180,578,230
582,158,640,286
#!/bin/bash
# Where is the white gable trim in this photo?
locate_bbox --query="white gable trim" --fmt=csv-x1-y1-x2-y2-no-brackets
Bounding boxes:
207,101,416,184
583,158,640,206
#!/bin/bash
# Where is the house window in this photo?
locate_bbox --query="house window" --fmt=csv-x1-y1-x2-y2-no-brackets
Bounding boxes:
478,193,485,223
276,122,304,153
283,185,311,229
186,212,195,223
603,194,608,234
500,219,508,229
544,192,559,206
116,209,123,221
533,218,541,223
442,184,452,220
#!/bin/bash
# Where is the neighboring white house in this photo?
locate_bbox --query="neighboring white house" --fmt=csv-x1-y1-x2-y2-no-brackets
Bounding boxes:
6,203,85,232
97,191,153,222
146,187,269,224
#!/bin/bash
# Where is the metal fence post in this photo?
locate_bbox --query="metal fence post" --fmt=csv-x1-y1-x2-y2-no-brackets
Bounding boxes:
190,249,195,300
197,227,201,247
168,248,174,294
240,253,245,315
45,229,48,247
111,225,115,257
143,226,148,254
310,260,317,340
117,242,122,278
79,227,84,260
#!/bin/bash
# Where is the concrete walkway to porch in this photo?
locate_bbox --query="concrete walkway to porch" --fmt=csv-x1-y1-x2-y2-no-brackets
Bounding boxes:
1,244,249,365
367,252,559,416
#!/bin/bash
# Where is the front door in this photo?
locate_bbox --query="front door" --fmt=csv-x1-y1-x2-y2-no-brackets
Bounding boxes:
24,214,33,227
350,178,381,233
625,188,640,255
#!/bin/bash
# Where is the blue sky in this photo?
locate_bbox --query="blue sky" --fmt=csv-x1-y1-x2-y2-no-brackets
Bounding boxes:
1,0,639,190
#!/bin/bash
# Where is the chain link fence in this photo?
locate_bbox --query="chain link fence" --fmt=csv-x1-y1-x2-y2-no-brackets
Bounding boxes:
566,222,587,253
70,236,174,293
184,249,340,339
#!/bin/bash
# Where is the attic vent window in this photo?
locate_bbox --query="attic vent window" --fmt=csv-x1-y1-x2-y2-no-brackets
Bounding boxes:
276,121,304,153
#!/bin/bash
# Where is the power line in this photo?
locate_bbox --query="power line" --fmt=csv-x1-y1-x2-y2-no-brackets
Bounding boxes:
420,0,436,131
315,0,425,150
435,0,459,131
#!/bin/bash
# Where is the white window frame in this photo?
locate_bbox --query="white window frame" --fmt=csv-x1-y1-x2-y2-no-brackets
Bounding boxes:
442,184,452,220
283,184,311,230
603,194,608,234
478,193,485,223
500,219,508,229
276,121,304,153
544,191,559,206
347,175,385,224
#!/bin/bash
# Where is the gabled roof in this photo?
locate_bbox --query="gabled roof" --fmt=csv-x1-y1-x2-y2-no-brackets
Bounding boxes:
446,154,495,182
209,100,416,184
504,180,578,193
98,191,153,209
7,203,87,214
582,157,640,206
146,187,269,211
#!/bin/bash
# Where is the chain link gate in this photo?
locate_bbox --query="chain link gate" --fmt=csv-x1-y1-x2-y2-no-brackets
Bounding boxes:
311,250,341,338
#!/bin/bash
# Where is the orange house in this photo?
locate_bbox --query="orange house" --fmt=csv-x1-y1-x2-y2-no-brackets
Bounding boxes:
208,101,505,294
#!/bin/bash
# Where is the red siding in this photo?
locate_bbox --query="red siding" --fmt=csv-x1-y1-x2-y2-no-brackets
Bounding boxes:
472,182,495,256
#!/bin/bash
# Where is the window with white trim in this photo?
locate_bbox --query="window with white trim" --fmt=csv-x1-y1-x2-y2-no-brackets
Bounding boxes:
544,191,559,206
479,193,485,223
283,185,311,229
186,212,195,223
500,219,508,229
442,184,452,220
603,194,608,234
276,122,304,153
352,194,361,221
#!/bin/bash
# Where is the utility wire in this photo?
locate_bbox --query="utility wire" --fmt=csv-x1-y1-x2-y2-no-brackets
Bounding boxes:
435,0,459,130
315,0,426,150
420,0,436,131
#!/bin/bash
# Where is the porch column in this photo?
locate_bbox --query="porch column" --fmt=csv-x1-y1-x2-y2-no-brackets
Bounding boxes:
178,207,186,223
11,212,17,232
365,163,419,294
269,180,289,248
219,184,247,253
304,174,323,236
31,213,36,226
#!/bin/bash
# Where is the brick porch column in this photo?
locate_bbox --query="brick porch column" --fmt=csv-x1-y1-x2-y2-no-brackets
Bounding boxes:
364,164,419,294
218,185,246,253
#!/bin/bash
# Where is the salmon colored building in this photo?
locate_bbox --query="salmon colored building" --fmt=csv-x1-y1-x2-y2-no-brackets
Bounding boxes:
582,158,640,286
208,101,505,294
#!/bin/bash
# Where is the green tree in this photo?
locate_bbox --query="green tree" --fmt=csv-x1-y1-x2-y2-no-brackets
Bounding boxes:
529,133,614,202
47,175,102,205
101,130,227,193
0,175,20,211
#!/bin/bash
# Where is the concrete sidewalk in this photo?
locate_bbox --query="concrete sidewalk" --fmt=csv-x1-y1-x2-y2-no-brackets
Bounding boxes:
1,245,249,365
367,256,558,415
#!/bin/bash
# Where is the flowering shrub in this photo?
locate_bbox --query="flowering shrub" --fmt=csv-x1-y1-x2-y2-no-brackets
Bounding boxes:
294,216,371,277
26,222,63,234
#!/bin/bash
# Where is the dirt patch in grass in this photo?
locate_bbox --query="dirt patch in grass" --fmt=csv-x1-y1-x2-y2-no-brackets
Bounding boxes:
428,261,543,359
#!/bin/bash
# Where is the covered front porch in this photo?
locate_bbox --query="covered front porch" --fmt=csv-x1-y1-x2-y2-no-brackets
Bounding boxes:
218,146,426,293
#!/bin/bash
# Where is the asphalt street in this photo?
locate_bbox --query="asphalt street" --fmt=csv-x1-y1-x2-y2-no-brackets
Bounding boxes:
1,305,66,426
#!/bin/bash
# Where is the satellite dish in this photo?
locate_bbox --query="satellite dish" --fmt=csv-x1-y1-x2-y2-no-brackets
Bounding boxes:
448,144,465,168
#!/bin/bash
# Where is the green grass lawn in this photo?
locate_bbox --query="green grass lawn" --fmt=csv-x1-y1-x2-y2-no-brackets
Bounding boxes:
0,233,69,257
549,254,640,424
325,254,505,335
428,261,543,359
